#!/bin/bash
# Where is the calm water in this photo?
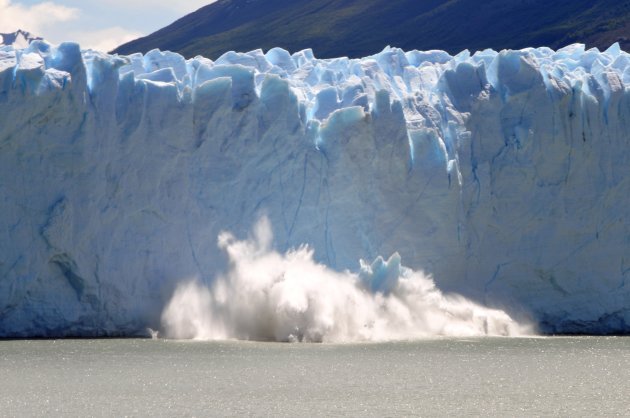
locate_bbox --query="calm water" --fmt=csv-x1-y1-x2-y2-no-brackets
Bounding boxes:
1,337,629,417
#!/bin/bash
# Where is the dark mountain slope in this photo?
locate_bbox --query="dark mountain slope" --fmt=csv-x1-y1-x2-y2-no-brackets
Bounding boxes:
113,0,630,58
0,30,42,47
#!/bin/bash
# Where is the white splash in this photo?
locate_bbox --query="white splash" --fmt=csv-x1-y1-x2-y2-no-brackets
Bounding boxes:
161,217,529,342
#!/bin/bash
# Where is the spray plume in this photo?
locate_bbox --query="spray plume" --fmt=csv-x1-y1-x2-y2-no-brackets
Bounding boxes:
162,217,529,342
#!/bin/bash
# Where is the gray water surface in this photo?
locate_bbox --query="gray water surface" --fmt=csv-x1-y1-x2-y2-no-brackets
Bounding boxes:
1,337,629,417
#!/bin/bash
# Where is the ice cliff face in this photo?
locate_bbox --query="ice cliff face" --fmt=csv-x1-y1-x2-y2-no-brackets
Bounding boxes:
0,40,629,337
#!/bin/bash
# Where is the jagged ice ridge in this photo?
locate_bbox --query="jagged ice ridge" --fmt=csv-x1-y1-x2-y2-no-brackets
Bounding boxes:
0,39,629,337
0,30,42,49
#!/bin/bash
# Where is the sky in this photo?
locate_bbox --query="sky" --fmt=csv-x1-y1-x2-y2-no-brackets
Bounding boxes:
0,0,216,51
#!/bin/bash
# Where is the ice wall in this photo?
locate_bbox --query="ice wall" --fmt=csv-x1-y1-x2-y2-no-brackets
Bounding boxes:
0,40,629,337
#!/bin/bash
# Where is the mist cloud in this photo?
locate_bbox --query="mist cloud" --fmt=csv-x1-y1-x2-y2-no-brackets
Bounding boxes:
162,217,530,342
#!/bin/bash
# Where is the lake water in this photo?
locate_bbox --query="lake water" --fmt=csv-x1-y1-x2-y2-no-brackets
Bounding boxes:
1,337,629,417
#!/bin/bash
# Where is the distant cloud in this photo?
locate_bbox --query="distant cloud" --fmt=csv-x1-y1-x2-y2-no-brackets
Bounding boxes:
0,0,219,52
0,0,78,34
0,0,143,51
66,27,144,52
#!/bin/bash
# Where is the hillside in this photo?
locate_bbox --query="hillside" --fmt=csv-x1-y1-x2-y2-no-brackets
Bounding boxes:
113,0,630,58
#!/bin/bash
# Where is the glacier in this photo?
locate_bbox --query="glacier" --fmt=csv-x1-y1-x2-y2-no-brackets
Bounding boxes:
0,39,629,337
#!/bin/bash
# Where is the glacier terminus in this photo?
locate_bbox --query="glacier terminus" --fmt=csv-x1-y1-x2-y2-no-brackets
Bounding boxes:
0,39,629,337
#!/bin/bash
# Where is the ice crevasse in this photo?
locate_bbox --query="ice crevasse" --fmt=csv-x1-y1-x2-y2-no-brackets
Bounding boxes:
0,40,629,337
